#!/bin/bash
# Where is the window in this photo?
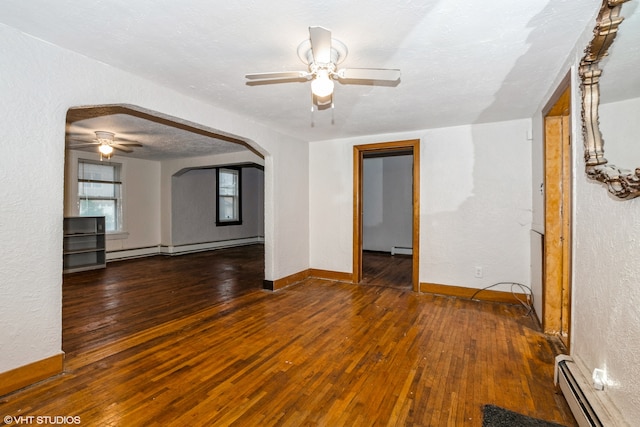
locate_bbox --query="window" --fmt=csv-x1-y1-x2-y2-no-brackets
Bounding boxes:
78,160,122,232
216,167,242,226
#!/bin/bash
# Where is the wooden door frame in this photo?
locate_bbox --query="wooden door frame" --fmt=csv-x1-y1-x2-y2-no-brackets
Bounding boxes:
353,139,420,291
542,79,572,349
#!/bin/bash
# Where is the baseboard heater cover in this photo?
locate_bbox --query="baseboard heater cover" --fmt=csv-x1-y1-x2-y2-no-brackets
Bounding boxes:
554,355,627,427
391,246,412,256
107,237,264,261
163,237,264,256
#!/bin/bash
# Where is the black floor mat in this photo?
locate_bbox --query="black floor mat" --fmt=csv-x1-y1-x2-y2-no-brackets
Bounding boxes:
482,404,568,427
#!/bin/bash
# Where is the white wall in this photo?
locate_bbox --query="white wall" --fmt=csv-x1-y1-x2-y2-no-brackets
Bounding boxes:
160,150,264,247
573,88,640,423
530,103,545,319
0,23,309,375
171,166,264,246
530,19,640,423
309,119,532,291
363,155,413,252
572,179,640,422
64,150,161,252
421,120,532,289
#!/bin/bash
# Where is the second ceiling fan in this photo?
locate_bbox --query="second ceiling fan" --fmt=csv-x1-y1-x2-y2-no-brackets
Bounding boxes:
67,130,142,160
245,26,401,105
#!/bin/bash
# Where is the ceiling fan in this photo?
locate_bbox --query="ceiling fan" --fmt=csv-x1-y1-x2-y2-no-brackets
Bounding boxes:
67,130,142,160
245,26,401,106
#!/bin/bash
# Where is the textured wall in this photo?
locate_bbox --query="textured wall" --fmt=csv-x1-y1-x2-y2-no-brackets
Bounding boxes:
0,25,65,374
171,166,264,246
573,169,640,422
571,97,640,421
420,120,532,290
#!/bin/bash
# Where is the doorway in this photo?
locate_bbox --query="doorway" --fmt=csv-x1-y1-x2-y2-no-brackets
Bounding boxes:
63,104,268,354
353,140,420,291
543,82,572,349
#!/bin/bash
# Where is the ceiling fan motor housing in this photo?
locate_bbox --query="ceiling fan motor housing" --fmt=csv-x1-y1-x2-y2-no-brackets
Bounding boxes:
95,130,115,142
297,37,348,78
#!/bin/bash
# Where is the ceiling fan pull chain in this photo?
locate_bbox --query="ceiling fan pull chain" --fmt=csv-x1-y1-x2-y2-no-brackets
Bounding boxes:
331,94,335,125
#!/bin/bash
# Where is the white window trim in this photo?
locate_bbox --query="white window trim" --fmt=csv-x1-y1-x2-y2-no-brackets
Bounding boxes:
77,158,124,233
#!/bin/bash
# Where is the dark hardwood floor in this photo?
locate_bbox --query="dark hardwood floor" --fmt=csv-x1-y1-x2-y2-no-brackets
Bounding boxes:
361,251,412,289
63,244,265,356
0,244,576,426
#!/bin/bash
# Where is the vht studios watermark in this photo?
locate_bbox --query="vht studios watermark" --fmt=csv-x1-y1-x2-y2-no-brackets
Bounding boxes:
3,415,81,425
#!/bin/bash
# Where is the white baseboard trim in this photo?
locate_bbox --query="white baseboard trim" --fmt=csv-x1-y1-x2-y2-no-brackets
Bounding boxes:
106,237,264,261
107,246,161,261
391,246,413,256
161,237,264,256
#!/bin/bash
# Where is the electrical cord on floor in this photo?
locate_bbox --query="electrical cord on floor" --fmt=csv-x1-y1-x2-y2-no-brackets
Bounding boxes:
468,282,534,316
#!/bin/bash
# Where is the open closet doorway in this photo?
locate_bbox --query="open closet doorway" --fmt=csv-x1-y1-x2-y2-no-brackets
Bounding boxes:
543,80,572,350
353,140,420,291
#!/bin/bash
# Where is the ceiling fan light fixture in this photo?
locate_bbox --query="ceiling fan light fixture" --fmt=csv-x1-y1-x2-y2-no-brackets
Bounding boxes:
311,69,334,97
98,144,114,156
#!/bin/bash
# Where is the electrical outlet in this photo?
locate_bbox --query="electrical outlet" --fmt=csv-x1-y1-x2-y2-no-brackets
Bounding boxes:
593,368,606,390
474,266,483,278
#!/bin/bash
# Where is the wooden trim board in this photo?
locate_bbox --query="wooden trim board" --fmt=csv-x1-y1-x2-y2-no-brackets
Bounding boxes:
353,139,420,291
0,353,64,397
265,269,354,291
268,272,529,307
270,269,309,291
421,282,529,305
309,269,353,282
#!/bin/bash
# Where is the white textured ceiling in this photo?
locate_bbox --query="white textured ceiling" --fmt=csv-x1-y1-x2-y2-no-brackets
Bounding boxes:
0,0,624,160
64,106,255,161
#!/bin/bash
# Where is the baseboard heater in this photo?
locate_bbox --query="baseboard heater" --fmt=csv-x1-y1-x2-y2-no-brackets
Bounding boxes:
391,246,412,256
554,355,625,426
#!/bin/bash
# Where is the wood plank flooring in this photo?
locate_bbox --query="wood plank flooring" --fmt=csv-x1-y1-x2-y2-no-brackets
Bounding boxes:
62,245,265,356
0,245,576,426
361,251,412,289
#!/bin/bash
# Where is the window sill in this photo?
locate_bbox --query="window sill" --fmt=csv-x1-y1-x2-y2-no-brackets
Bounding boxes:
216,221,243,227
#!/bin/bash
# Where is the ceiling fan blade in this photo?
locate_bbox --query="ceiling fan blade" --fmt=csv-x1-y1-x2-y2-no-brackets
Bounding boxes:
114,136,142,143
115,142,143,147
67,142,99,148
111,144,134,153
309,26,332,64
67,138,98,144
245,71,310,80
336,68,401,81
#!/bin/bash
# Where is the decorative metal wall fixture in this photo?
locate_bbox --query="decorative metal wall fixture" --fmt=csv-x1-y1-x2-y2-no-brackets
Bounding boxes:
580,0,640,199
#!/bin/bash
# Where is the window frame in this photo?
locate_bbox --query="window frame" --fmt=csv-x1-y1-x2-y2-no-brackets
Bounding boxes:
77,159,123,233
216,167,242,226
